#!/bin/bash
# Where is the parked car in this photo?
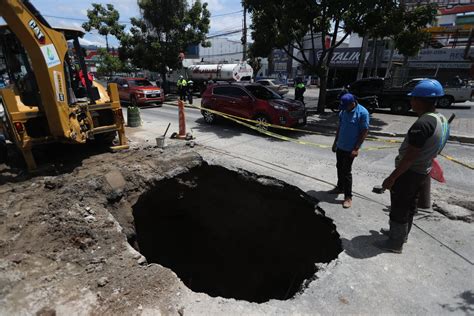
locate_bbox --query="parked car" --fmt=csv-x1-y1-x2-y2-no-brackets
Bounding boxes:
111,77,164,106
201,82,306,130
326,77,412,114
404,78,472,107
256,79,289,96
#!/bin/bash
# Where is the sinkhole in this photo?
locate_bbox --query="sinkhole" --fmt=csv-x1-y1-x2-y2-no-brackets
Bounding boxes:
132,164,342,303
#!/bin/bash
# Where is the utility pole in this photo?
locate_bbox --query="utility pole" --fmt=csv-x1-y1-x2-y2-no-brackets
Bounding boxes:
242,1,247,61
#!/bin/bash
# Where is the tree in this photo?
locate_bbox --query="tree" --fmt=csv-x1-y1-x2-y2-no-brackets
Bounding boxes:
246,0,377,113
247,44,262,78
351,3,437,79
96,48,123,77
119,0,211,85
393,5,437,61
82,3,125,52
246,0,436,113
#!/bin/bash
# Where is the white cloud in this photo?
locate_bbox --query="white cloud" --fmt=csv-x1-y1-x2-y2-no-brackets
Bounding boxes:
79,37,107,47
204,0,225,12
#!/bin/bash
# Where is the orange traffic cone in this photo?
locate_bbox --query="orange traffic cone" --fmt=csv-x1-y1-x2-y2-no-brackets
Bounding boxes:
177,100,187,139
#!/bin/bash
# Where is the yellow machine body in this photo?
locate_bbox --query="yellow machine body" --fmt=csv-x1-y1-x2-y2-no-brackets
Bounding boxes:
0,0,128,169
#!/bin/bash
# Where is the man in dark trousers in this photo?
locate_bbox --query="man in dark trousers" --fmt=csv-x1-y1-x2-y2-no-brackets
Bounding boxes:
329,93,370,208
294,78,306,104
377,79,449,253
177,75,187,101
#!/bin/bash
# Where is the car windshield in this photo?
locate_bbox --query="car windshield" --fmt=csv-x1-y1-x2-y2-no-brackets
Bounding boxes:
130,79,153,87
245,85,282,100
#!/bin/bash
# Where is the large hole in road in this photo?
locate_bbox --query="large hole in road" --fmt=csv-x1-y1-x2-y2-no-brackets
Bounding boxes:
132,164,342,303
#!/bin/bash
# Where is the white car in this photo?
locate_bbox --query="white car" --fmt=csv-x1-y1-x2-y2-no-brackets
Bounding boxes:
256,79,289,96
405,78,472,107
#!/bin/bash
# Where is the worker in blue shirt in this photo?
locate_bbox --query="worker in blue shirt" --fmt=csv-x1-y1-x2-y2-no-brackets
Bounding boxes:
328,93,370,208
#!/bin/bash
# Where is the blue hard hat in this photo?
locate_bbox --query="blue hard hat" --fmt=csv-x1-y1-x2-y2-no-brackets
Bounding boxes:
408,79,444,98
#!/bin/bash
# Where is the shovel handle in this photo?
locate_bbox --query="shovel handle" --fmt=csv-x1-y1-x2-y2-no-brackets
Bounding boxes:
163,123,171,137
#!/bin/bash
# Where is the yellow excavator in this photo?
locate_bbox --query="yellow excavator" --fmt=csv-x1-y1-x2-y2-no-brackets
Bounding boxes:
0,0,128,170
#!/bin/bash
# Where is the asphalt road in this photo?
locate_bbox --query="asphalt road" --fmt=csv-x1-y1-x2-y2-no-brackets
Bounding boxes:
132,103,473,193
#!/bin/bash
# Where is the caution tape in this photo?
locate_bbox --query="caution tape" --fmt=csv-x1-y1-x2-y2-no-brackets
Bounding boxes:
440,153,474,170
189,103,395,152
184,103,472,170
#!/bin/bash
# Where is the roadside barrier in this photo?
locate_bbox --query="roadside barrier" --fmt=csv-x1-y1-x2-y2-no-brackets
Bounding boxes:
184,103,473,170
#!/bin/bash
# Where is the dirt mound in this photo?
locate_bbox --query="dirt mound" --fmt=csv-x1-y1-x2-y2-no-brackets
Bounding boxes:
0,146,201,314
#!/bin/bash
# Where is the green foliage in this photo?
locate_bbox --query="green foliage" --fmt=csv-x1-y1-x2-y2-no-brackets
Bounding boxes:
245,0,369,74
96,48,123,77
247,44,262,77
82,3,125,50
393,5,437,58
350,2,437,58
119,0,210,76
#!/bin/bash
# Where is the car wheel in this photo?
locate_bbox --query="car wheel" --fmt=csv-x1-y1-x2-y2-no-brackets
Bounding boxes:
130,95,138,107
438,96,453,108
390,101,410,115
330,101,341,113
254,114,271,131
202,110,215,124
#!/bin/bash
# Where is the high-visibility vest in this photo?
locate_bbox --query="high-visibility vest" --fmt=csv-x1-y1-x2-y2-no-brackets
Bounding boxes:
178,79,187,87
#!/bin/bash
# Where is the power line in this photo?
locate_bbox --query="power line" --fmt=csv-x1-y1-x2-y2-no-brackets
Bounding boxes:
207,29,242,39
208,25,242,35
212,10,244,17
43,14,132,24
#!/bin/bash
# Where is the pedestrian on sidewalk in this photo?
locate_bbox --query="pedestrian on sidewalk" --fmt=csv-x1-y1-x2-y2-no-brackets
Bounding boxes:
377,79,449,254
329,93,370,208
294,78,306,104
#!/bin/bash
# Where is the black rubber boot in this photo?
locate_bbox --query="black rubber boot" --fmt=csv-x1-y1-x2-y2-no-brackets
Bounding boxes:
376,222,408,254
380,218,413,243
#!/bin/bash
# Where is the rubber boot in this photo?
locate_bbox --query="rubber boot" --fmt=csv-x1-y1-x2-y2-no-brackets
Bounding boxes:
376,222,408,254
381,217,413,243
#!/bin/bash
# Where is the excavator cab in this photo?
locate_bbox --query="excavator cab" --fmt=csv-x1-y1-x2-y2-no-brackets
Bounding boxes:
0,0,128,170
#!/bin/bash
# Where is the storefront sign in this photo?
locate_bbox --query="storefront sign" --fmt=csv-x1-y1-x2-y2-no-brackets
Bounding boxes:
385,48,467,62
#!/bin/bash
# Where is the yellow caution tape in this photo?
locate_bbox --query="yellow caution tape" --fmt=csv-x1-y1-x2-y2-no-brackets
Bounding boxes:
190,103,395,151
186,103,472,170
440,153,474,170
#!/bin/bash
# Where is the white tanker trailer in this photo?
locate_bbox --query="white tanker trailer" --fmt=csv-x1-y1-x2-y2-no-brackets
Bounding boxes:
166,62,254,95
187,62,253,82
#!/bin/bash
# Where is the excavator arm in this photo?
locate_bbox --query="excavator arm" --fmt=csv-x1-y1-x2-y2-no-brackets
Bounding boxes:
0,0,80,139
0,0,127,170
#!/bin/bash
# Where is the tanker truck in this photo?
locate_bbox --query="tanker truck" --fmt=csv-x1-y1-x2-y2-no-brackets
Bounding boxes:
166,62,254,96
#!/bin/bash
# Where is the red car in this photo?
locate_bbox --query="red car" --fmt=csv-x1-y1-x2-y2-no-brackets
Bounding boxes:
201,83,306,129
113,77,164,106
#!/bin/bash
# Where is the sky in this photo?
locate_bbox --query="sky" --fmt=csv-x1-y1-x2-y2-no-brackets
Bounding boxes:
30,0,246,47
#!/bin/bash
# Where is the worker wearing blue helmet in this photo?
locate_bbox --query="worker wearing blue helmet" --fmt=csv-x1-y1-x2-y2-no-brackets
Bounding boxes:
377,79,450,253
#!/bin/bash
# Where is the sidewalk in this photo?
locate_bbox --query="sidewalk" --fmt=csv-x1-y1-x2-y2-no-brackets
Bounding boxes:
305,105,474,144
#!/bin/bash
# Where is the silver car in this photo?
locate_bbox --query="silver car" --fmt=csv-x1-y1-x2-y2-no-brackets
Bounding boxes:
256,79,289,96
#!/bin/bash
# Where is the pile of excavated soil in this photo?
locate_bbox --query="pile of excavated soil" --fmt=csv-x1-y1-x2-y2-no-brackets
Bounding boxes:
0,145,203,314
0,144,341,314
